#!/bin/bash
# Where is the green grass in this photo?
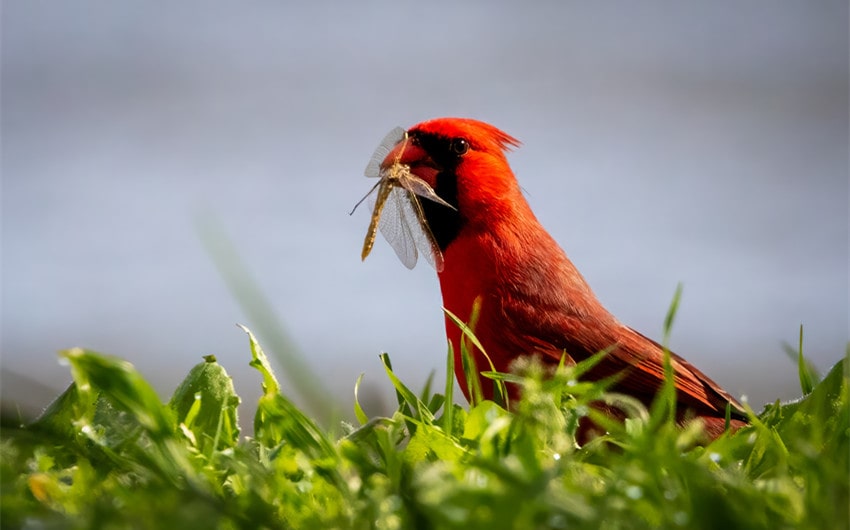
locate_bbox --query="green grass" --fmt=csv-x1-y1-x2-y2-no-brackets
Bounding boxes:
2,318,847,530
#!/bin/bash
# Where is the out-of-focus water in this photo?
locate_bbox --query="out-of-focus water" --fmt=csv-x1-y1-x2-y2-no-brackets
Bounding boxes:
2,2,847,423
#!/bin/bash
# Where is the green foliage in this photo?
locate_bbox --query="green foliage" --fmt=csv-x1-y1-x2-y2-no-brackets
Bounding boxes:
2,332,848,530
782,324,821,396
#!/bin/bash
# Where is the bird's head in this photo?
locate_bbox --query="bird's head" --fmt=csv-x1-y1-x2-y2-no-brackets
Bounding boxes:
380,117,521,251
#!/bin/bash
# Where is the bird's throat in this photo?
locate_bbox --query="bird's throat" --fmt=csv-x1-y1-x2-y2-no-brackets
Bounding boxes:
422,170,463,251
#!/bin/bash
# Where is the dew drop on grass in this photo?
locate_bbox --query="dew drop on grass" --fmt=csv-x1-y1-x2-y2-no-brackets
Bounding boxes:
548,513,567,528
709,452,721,463
625,485,642,499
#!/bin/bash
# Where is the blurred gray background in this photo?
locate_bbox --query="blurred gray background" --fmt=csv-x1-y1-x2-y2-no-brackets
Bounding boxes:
2,2,847,425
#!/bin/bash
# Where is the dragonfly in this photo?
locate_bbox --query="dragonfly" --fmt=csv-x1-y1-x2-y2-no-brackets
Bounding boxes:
351,126,456,272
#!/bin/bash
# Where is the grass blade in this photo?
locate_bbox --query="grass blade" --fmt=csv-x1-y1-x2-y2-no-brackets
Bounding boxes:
444,299,508,407
795,324,816,395
353,373,369,425
649,284,682,429
442,341,456,434
198,214,337,422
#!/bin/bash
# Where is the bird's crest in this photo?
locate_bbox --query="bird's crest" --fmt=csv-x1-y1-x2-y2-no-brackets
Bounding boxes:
411,117,520,156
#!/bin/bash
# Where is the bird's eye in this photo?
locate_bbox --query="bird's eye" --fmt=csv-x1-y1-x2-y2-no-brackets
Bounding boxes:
450,137,469,156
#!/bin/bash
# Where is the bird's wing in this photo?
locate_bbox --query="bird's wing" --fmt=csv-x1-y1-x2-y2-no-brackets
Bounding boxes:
612,326,745,417
522,312,745,419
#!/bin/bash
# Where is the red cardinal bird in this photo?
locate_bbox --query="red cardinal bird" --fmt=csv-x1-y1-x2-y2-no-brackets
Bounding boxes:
363,117,747,439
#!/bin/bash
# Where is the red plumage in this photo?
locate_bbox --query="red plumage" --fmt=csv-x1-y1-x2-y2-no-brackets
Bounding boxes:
366,117,746,439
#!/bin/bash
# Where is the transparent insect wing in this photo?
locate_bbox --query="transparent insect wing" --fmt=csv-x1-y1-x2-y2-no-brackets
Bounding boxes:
376,186,420,269
380,187,445,271
364,126,406,178
406,189,445,271
399,171,456,211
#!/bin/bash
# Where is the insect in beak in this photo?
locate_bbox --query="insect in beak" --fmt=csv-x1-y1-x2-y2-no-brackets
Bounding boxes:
352,127,455,271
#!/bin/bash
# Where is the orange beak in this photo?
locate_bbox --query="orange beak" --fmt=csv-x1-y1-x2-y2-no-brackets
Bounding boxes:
381,136,440,187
